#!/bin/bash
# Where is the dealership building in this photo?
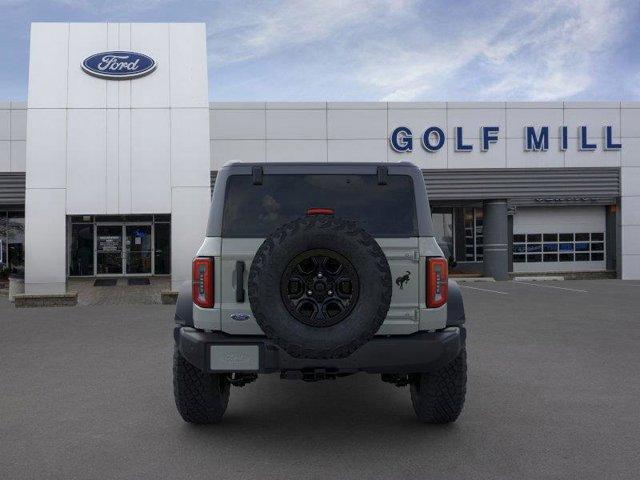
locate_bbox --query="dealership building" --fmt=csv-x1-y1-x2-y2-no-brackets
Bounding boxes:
1,22,640,296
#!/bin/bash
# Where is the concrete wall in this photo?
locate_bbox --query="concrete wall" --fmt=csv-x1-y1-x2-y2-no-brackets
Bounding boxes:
25,23,210,293
0,101,26,172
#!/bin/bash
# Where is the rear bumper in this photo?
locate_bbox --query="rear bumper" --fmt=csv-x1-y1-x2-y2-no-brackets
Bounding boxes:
174,326,465,375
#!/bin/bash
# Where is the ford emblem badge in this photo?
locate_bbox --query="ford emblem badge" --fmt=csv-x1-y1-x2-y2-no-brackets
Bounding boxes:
82,51,156,80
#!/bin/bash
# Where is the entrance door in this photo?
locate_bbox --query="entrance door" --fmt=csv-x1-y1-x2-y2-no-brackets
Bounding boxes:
125,225,152,275
96,225,123,275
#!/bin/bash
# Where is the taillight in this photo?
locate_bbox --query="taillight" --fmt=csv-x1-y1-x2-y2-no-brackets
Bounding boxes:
427,257,448,308
307,207,334,216
192,257,214,308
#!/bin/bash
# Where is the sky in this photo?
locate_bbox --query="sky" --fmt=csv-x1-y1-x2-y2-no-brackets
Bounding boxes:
1,0,639,102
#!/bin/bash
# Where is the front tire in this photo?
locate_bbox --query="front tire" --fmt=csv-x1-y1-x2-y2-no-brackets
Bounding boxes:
173,346,230,424
410,348,467,424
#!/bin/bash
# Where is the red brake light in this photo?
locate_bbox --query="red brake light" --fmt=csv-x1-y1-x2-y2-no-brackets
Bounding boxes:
427,257,448,308
307,208,334,216
192,257,214,308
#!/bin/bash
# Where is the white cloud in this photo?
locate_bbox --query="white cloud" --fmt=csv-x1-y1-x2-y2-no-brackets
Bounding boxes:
208,0,413,66
207,0,630,101
357,0,627,101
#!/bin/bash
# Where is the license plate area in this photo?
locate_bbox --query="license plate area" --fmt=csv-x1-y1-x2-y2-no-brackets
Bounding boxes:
209,345,259,371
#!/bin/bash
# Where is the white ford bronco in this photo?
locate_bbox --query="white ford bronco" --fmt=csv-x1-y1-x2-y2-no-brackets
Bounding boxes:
173,162,467,424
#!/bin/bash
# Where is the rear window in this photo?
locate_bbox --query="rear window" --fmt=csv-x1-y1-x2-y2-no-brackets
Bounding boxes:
222,174,418,237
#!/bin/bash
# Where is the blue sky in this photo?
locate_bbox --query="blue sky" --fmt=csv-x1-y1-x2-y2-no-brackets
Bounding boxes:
1,0,639,101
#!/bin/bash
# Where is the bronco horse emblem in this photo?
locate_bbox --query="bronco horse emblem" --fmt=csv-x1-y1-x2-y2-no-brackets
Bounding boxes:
395,271,411,289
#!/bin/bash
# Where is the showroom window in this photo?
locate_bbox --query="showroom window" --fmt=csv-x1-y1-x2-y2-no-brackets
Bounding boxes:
0,211,25,276
513,233,605,263
463,208,483,262
68,215,171,277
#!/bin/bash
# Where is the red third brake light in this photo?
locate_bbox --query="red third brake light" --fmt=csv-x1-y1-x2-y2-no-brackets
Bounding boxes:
427,257,448,308
307,208,334,216
192,257,214,308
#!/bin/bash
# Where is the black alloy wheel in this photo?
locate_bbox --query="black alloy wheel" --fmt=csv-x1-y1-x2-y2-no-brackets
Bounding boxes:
280,249,359,327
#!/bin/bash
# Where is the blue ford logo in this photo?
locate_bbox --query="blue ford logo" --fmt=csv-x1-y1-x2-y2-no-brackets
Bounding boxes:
82,51,156,80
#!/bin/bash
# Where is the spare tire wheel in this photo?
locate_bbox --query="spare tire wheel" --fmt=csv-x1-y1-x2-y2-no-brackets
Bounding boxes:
248,215,392,359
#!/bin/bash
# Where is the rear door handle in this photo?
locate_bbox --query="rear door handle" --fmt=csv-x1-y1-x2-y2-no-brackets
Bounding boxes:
236,261,245,303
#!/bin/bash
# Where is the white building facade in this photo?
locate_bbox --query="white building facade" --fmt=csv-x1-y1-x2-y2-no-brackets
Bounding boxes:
1,22,639,294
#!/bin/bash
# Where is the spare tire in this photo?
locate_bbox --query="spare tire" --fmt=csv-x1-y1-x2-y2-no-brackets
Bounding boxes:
248,215,392,359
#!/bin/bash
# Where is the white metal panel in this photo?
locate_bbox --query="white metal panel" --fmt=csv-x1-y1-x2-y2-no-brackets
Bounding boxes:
117,23,132,109
210,140,265,169
621,225,640,255
621,166,640,196
328,102,387,110
169,23,208,108
506,108,563,138
387,108,447,138
621,138,640,167
0,110,10,140
25,109,67,189
10,109,27,141
328,139,387,163
446,137,506,169
211,102,266,110
130,108,171,212
388,102,446,109
105,108,118,213
24,188,66,293
266,140,327,162
0,142,9,171
621,108,640,138
28,23,68,108
621,196,640,226
10,141,26,172
564,107,620,138
506,138,565,168
266,109,326,139
130,23,170,108
66,109,107,214
447,107,506,138
210,109,265,140
266,102,325,110
67,23,108,109
117,109,132,213
389,144,447,169
171,108,211,187
327,109,387,139
171,186,211,290
621,254,640,279
106,23,119,108
564,143,620,168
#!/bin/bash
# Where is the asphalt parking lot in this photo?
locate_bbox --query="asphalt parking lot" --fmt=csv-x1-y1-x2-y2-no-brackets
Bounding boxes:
1,279,639,480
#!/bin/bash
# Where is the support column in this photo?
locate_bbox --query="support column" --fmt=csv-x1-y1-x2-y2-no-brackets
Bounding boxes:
25,188,67,294
483,200,509,280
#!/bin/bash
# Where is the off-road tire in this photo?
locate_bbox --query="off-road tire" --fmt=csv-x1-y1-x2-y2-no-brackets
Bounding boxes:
173,346,230,424
410,347,467,424
248,215,392,359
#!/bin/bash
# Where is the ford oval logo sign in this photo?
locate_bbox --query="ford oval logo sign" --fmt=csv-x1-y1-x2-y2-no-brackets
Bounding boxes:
82,51,156,80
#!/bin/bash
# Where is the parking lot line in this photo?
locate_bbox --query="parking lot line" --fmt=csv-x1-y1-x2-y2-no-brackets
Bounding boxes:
514,281,588,293
459,285,509,295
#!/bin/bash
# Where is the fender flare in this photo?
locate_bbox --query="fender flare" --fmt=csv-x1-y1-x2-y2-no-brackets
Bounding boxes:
447,279,466,326
174,281,194,328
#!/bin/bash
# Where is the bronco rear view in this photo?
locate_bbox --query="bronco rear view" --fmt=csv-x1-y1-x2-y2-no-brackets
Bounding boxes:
173,162,467,424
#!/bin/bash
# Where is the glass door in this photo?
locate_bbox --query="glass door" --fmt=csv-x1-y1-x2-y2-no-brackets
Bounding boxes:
96,225,123,275
125,225,152,275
